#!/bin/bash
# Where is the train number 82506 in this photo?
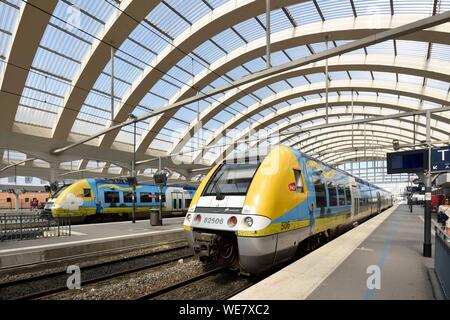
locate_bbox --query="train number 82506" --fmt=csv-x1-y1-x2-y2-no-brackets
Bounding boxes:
203,217,224,225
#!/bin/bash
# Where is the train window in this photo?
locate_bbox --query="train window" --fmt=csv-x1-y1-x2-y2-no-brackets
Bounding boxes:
123,192,133,203
6,197,11,202
179,199,182,209
25,198,29,202
338,185,346,206
185,199,192,208
140,192,152,203
203,163,259,196
313,177,327,208
293,169,304,193
345,187,351,205
83,189,91,197
105,191,119,204
52,184,70,198
328,183,338,206
173,199,177,209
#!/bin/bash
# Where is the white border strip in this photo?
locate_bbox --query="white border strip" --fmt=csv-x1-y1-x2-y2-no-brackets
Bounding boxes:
0,228,183,254
231,205,398,300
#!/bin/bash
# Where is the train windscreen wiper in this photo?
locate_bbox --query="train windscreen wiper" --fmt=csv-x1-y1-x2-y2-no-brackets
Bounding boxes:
214,183,225,200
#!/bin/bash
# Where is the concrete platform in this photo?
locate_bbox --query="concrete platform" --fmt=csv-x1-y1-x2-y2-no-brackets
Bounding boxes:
232,205,436,300
0,217,185,268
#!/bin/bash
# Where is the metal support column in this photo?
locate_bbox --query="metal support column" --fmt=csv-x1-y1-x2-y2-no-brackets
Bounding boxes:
351,89,354,149
111,47,115,122
131,119,136,224
424,110,432,257
158,157,163,225
266,0,271,68
325,36,329,124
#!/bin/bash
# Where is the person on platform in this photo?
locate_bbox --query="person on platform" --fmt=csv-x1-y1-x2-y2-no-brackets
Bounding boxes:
437,198,450,236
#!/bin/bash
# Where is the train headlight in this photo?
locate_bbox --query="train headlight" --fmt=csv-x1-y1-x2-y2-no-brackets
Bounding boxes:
228,216,238,227
186,213,192,222
243,216,253,227
194,214,201,224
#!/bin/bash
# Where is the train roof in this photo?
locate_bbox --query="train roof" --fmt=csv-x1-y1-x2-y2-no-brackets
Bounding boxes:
78,178,197,189
297,149,390,194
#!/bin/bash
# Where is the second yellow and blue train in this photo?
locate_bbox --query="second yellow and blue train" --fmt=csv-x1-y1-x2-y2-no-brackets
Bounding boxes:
43,178,196,223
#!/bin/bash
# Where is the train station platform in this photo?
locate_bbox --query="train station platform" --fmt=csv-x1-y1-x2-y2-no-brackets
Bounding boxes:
0,217,185,268
232,204,438,300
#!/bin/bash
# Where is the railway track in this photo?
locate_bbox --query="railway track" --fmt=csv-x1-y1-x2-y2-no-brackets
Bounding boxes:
0,245,193,300
134,267,226,300
0,239,187,278
133,266,261,300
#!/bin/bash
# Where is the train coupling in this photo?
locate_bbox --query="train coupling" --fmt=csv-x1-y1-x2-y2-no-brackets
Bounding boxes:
193,232,219,262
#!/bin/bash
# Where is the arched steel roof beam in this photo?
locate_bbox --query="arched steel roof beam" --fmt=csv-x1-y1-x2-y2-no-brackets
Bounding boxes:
283,117,446,148
321,148,395,164
207,95,449,165
202,80,449,150
310,144,398,163
300,134,413,154
51,0,162,140
197,82,450,162
171,65,450,153
291,127,428,153
242,113,445,165
85,0,305,147
243,101,450,151
257,113,445,152
49,12,450,156
302,137,412,158
140,15,450,154
0,0,58,131
266,123,440,163
324,152,390,165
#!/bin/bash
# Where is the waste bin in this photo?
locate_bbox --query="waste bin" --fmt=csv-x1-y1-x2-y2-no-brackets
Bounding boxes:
150,209,162,226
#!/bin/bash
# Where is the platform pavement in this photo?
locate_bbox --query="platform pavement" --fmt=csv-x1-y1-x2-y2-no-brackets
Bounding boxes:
232,204,436,300
0,217,185,268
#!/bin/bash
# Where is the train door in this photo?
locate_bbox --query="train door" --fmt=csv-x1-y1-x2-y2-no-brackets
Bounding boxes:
348,177,358,219
95,182,103,214
98,188,120,214
171,191,184,211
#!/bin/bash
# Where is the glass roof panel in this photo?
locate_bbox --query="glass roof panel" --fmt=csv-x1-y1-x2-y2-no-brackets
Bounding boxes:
352,0,393,16
146,2,190,39
2,0,448,168
287,1,323,25
315,0,354,20
164,0,211,25
232,18,265,43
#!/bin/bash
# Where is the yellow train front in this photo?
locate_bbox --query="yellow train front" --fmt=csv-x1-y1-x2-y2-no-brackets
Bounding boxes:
183,146,392,274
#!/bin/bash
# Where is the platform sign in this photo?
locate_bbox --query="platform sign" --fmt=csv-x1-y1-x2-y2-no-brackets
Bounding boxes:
406,186,423,193
431,146,450,172
386,149,428,174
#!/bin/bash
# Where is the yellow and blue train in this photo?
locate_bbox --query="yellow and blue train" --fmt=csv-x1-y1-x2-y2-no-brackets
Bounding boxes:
183,146,392,274
43,178,196,223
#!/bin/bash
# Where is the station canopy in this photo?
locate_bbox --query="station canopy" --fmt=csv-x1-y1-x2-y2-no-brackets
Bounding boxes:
0,0,449,182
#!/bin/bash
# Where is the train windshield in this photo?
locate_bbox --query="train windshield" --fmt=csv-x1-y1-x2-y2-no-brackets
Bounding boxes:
203,163,259,196
52,184,71,198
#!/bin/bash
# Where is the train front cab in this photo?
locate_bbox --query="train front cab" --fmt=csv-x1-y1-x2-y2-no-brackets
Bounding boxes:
184,146,312,274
